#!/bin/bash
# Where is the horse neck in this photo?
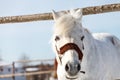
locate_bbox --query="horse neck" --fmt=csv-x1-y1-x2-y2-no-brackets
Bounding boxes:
81,30,98,71
84,30,95,53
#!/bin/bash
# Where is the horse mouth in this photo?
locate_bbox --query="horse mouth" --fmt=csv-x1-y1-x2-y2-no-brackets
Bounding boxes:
80,71,85,74
66,76,77,79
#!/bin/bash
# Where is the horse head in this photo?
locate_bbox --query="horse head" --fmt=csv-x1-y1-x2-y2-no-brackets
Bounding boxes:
52,9,92,80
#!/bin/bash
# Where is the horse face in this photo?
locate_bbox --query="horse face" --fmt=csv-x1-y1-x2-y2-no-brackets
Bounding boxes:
52,9,85,79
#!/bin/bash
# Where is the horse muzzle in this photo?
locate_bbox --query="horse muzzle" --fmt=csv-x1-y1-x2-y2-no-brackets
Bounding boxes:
65,61,81,76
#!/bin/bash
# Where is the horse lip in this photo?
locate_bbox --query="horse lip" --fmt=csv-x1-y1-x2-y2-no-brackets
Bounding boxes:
80,71,85,74
66,75,77,79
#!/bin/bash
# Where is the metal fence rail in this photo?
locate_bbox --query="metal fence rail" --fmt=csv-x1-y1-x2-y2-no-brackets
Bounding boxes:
0,70,53,78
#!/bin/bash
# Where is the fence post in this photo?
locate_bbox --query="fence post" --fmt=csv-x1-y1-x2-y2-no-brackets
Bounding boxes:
12,62,15,80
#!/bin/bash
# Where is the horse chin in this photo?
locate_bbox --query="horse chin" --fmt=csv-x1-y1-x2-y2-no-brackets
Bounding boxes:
65,75,78,80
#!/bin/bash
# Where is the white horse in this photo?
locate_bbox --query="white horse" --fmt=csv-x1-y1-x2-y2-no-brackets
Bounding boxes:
52,9,120,80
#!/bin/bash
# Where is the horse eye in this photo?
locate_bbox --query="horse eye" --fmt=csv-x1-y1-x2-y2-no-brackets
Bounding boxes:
81,36,85,41
55,36,60,41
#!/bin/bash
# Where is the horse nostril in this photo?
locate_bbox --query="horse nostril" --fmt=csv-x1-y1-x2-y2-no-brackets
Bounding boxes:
65,63,69,72
77,63,81,71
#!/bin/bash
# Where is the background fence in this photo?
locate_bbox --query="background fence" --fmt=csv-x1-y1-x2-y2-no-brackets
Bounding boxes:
0,59,54,80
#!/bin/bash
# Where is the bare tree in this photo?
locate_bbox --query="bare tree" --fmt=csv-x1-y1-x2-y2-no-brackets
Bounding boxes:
0,50,2,61
0,54,2,61
18,53,30,67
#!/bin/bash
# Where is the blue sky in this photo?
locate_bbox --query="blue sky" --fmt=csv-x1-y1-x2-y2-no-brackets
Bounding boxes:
0,0,120,62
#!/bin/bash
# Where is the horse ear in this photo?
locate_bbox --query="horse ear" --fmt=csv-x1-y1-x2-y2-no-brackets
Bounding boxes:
52,10,59,21
52,10,65,21
70,9,83,21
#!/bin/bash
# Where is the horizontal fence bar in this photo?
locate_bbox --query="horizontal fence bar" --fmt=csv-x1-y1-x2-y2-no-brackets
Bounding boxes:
0,59,54,67
0,3,120,24
0,70,53,78
0,63,12,67
15,59,54,63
